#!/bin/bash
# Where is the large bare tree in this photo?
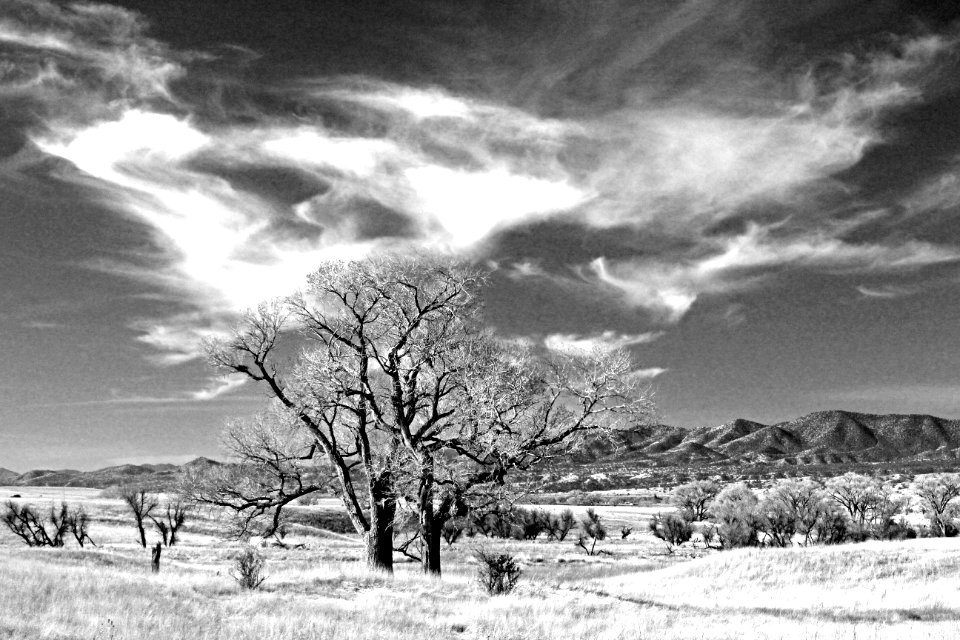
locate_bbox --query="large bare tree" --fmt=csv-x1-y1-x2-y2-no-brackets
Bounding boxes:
198,256,655,575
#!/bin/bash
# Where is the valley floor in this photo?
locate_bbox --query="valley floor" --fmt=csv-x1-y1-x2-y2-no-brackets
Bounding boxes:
2,488,960,639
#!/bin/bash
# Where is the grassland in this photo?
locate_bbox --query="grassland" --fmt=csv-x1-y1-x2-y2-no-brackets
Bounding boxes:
2,487,960,639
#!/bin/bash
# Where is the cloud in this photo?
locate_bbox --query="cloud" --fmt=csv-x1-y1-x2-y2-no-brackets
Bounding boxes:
632,367,669,380
7,1,960,361
190,376,246,401
589,223,960,321
544,330,663,353
23,320,64,329
855,284,920,299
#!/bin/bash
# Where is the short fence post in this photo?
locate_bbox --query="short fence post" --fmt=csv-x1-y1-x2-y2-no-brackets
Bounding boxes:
151,542,162,573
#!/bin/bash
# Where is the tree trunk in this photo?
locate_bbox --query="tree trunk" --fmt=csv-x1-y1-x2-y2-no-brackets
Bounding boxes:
418,470,442,576
151,542,161,573
364,473,396,573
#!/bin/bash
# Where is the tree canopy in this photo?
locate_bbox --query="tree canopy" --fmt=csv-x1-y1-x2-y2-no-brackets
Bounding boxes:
193,255,656,574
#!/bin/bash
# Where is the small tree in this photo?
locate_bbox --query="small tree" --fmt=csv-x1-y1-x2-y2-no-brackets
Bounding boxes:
765,479,829,546
474,548,521,595
121,489,158,548
913,474,960,537
671,480,720,522
825,473,885,540
755,495,797,547
810,507,850,545
576,508,608,556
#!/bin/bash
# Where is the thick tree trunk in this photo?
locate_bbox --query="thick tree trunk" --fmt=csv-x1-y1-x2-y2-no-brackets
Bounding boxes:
363,472,396,573
418,470,442,576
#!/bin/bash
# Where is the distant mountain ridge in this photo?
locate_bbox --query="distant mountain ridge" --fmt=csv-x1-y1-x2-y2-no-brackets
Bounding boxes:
0,458,221,489
572,410,960,467
4,411,960,489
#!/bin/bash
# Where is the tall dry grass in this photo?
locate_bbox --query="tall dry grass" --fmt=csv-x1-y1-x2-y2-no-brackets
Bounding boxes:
2,488,960,639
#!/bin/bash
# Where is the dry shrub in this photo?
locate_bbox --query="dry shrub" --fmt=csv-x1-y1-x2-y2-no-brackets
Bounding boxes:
474,548,521,595
231,546,267,590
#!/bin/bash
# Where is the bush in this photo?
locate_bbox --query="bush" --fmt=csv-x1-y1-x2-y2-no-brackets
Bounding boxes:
230,546,267,590
474,548,521,595
575,508,608,556
442,517,467,545
711,483,760,549
544,509,575,541
514,508,551,540
648,513,692,547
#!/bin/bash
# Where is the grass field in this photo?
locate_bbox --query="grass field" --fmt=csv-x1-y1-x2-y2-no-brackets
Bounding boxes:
2,487,960,639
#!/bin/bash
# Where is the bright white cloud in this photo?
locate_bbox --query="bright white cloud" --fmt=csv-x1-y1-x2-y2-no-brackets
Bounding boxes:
10,1,960,361
190,376,246,401
590,224,960,321
544,330,663,353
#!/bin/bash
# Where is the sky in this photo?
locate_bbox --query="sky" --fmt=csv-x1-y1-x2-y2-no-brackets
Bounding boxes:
3,0,960,471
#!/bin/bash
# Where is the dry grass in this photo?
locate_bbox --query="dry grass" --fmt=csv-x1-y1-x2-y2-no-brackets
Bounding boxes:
2,487,960,639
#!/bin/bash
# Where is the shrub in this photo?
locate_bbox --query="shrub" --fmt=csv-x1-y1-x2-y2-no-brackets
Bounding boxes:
474,548,521,595
648,513,692,547
442,517,466,545
544,509,575,541
711,483,760,549
575,508,608,556
230,546,267,590
514,508,551,540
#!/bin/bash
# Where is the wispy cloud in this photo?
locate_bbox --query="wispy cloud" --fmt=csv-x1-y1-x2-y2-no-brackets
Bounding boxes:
5,0,960,359
22,320,64,329
190,376,245,401
588,224,960,321
856,284,921,299
544,330,663,353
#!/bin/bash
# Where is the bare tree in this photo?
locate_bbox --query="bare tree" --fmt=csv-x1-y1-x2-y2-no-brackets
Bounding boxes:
2,502,71,547
66,505,95,547
913,473,960,536
199,256,655,576
150,500,189,546
764,478,830,546
825,473,902,540
121,489,158,548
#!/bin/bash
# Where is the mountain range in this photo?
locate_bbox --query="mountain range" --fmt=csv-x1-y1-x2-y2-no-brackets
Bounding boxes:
572,410,960,467
3,411,960,489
